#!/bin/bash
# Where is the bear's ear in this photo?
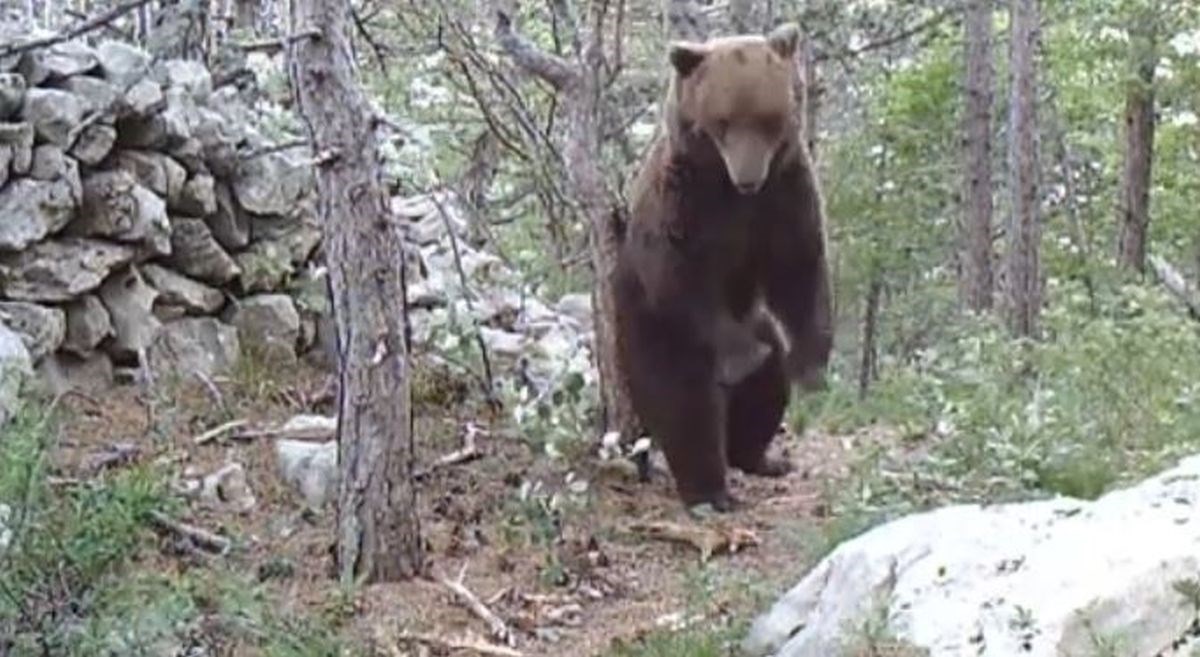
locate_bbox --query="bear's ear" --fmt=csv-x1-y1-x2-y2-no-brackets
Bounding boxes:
669,42,707,78
767,23,800,59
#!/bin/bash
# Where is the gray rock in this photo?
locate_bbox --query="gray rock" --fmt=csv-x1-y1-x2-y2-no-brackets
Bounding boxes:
0,302,65,362
69,123,116,166
111,150,186,200
555,293,593,327
0,322,32,426
199,462,256,513
0,73,25,119
251,209,323,265
188,106,238,178
35,351,114,396
0,145,9,187
0,238,135,302
275,438,337,509
0,178,76,251
743,454,1200,657
116,99,190,150
98,266,161,362
55,75,120,116
141,263,224,316
96,39,151,88
172,173,217,216
0,121,34,174
30,144,82,204
146,317,239,379
206,183,250,251
234,151,312,216
166,219,240,284
73,170,172,257
235,240,293,294
168,137,205,173
20,88,85,147
155,60,212,103
124,78,164,117
62,295,114,356
224,294,300,361
18,41,98,84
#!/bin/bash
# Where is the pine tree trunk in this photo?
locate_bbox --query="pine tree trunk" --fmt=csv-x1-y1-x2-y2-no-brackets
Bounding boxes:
961,0,994,311
1005,0,1042,338
1116,13,1157,273
288,0,422,582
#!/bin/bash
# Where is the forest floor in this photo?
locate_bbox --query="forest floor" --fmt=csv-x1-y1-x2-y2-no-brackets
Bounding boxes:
44,357,886,656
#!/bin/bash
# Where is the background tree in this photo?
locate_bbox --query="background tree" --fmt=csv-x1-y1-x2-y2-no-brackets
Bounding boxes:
1115,0,1160,273
1005,0,1042,337
960,0,994,311
289,0,422,581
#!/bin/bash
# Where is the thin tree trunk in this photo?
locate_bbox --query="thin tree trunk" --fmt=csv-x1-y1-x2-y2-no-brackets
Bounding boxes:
961,0,994,311
1005,0,1042,338
289,0,422,582
858,276,882,399
1116,11,1158,273
665,0,708,41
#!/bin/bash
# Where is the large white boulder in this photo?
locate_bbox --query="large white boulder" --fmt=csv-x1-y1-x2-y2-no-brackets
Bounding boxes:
744,454,1200,657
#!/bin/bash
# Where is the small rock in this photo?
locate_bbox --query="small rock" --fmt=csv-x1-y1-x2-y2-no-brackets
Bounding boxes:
30,144,82,204
0,73,25,119
20,88,85,147
168,137,205,173
110,150,186,200
70,123,117,166
167,218,240,285
35,351,114,396
124,78,165,116
0,178,76,251
250,209,323,266
0,238,135,302
189,106,238,178
146,317,240,379
200,462,256,513
55,75,120,116
0,145,9,187
117,90,190,149
556,293,593,326
141,263,224,316
234,151,313,216
235,240,294,294
206,183,250,251
0,121,35,175
275,439,338,509
0,302,65,362
96,39,151,87
173,173,217,217
223,294,300,361
62,294,114,356
155,59,212,103
98,266,162,363
0,322,32,426
73,170,172,257
18,41,98,84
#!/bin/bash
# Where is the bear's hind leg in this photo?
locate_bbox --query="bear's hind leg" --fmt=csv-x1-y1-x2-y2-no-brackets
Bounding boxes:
725,322,793,478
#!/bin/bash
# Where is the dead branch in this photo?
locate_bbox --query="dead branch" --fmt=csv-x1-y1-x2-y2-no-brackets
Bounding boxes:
240,138,311,160
0,0,155,58
235,28,322,53
397,631,523,657
628,520,759,562
148,511,231,554
193,419,250,445
816,6,958,63
440,564,514,646
231,416,336,442
494,10,577,90
1150,255,1200,320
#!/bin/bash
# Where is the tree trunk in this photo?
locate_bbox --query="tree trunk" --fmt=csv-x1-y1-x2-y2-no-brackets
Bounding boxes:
1116,12,1158,273
961,0,994,311
858,275,882,399
665,0,708,41
289,0,422,582
1005,0,1041,338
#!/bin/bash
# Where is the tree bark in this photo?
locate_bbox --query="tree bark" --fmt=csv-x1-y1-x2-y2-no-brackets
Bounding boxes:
961,0,994,311
289,0,422,582
1116,11,1158,273
1004,0,1042,338
665,0,708,41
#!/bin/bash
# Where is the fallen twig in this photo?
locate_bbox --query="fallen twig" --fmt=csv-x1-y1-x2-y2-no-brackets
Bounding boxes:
231,416,336,442
0,0,155,58
628,519,759,562
148,511,231,554
193,419,249,445
235,28,322,53
440,564,514,646
397,631,523,657
416,423,485,479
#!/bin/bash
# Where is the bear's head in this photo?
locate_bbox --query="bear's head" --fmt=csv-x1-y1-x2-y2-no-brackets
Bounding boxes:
667,24,801,195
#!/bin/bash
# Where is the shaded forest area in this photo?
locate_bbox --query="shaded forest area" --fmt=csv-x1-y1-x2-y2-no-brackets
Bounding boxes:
1,0,1199,655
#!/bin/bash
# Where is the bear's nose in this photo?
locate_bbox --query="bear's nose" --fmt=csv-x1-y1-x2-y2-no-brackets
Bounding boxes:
734,180,762,195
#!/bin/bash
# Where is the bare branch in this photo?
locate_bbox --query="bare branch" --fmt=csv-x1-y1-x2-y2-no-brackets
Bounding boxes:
235,27,321,53
494,10,577,90
0,0,154,58
816,7,958,63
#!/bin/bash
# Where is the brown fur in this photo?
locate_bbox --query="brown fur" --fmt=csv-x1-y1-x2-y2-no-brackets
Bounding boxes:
612,24,834,511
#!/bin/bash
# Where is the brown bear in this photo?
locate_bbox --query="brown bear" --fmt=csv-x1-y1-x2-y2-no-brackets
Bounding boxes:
612,23,833,512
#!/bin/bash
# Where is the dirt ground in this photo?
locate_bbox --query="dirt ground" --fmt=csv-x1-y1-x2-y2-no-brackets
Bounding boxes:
49,362,860,657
